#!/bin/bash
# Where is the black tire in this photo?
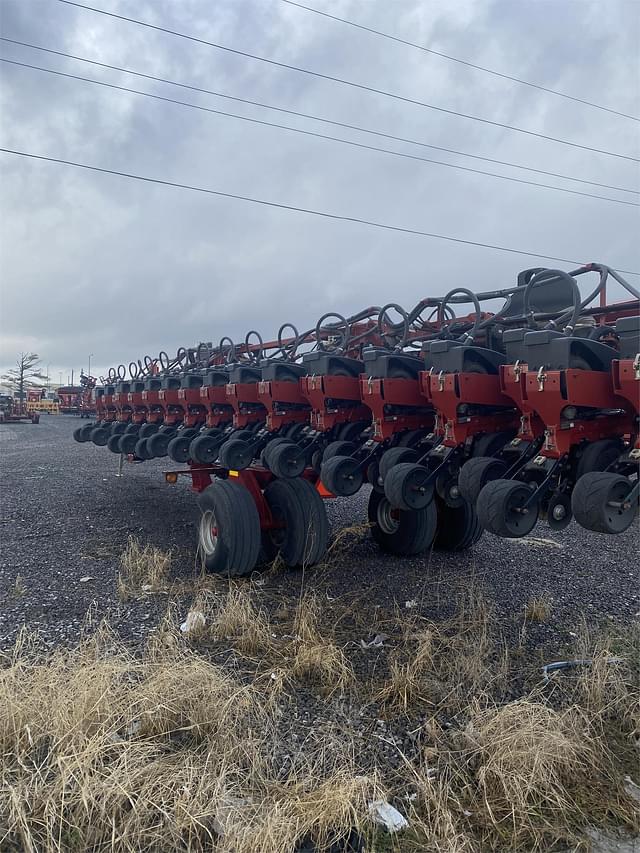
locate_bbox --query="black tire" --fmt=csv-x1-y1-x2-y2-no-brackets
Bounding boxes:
91,426,110,446
323,440,357,462
80,423,96,441
379,446,418,481
119,431,141,455
134,437,152,460
109,422,128,436
219,439,255,470
434,496,483,551
458,456,508,504
337,421,366,443
228,429,254,442
190,433,224,465
107,434,124,453
311,448,324,476
139,422,160,438
261,437,291,469
571,472,637,534
167,434,193,464
575,438,623,480
368,489,437,556
262,478,328,567
396,429,426,448
477,479,539,538
73,425,92,443
472,431,514,458
197,479,261,576
146,429,176,458
124,423,140,434
321,455,364,496
366,457,384,492
269,441,306,479
384,462,434,510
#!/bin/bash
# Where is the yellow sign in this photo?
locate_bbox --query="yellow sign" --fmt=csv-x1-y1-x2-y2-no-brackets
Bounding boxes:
26,401,60,414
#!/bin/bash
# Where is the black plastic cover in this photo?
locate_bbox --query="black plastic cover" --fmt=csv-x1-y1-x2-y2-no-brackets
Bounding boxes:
302,352,364,377
615,316,640,359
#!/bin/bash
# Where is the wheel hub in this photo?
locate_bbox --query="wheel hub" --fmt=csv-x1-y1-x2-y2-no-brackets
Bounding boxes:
199,510,218,554
377,499,400,535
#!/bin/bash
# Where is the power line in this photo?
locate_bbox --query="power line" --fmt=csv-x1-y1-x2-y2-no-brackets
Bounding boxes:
281,0,640,122
4,58,636,208
4,38,636,197
56,0,639,163
1,147,638,275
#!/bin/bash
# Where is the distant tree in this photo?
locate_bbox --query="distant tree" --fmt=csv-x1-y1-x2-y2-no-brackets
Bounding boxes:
1,353,48,406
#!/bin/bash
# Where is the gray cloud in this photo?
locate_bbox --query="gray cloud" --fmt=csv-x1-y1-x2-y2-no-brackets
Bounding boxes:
0,0,638,380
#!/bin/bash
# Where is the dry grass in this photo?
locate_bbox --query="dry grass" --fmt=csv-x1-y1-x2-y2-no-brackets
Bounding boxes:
3,578,638,853
208,586,274,655
524,594,552,622
117,536,172,599
376,589,508,714
289,594,353,695
0,622,381,853
8,574,25,598
464,700,636,850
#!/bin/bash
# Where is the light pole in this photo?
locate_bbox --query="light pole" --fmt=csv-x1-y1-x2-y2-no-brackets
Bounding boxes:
88,353,94,378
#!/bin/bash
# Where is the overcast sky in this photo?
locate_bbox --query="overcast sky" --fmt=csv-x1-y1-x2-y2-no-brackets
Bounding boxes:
0,0,638,383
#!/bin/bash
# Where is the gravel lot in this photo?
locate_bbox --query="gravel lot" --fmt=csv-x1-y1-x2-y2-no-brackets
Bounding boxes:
1,415,638,653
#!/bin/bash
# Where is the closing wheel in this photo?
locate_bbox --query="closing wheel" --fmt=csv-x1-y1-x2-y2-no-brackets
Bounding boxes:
366,458,384,493
458,456,508,504
197,479,261,576
472,431,514,458
368,489,437,556
384,462,434,510
434,496,483,551
262,478,328,567
73,424,93,442
321,455,364,496
379,446,418,481
575,438,624,480
134,437,152,460
146,429,177,458
190,433,224,465
139,422,160,438
262,437,291,469
107,434,124,454
477,479,539,538
218,439,255,470
323,440,357,462
167,434,193,464
90,426,110,446
268,441,306,479
572,472,637,534
337,421,366,443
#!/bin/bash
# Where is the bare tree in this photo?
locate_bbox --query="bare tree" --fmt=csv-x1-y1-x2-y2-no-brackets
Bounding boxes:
1,353,48,408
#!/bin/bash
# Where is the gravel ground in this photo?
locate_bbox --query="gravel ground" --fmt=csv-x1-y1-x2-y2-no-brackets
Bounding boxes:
1,415,638,653
2,416,639,852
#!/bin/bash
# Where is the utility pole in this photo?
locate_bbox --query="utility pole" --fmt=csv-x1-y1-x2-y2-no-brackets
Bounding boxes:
88,353,93,378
